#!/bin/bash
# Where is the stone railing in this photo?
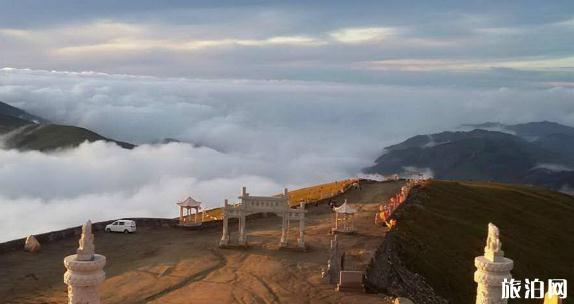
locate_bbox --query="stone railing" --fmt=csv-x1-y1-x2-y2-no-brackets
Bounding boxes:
0,211,284,254
0,217,179,254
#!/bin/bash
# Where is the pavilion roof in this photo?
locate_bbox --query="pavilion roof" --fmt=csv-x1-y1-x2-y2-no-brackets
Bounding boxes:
334,201,357,214
177,196,202,208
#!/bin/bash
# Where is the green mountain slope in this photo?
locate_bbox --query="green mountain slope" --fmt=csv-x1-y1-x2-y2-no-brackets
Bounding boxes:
0,101,134,151
366,181,574,303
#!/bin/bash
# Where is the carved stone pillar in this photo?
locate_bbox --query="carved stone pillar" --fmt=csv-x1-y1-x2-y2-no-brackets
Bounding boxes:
64,254,106,304
64,221,106,304
474,223,513,304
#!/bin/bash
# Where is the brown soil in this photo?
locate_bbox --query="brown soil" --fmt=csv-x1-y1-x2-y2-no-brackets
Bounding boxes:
0,180,404,304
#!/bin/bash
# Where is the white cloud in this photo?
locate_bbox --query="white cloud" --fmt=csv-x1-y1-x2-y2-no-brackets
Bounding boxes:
0,28,31,38
330,27,396,44
1,68,574,241
0,20,324,58
55,35,324,55
0,141,353,242
365,56,574,72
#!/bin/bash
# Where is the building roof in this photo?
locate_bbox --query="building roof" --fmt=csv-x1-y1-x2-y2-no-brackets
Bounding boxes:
333,201,357,214
177,196,202,208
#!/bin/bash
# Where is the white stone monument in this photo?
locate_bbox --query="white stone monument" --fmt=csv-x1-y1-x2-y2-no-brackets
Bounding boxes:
474,223,513,304
64,220,106,304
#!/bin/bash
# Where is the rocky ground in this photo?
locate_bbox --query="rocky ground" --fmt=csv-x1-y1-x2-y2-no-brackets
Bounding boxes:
0,180,404,304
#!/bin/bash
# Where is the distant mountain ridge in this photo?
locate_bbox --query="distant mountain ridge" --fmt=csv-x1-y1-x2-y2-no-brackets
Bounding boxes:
364,121,574,192
0,101,134,151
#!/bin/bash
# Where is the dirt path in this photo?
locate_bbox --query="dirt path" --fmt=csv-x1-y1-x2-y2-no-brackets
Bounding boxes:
0,180,404,304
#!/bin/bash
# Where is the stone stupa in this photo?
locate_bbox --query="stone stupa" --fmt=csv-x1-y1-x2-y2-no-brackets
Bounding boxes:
64,220,106,304
474,223,514,304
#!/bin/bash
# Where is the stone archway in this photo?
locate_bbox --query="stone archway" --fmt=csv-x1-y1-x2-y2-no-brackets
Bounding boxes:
219,187,306,249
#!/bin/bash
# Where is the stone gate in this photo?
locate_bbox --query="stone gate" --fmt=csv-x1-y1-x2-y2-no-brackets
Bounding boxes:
219,187,306,249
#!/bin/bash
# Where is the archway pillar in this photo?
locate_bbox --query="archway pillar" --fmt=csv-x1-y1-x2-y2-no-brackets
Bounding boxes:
219,199,230,246
238,215,247,246
280,212,288,247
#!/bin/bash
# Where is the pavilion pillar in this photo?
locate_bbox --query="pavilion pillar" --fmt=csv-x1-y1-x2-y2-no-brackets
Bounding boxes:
179,206,183,224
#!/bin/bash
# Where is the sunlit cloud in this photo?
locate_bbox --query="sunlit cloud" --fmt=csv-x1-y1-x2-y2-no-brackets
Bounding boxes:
55,35,324,55
329,27,397,44
0,28,31,38
474,27,526,35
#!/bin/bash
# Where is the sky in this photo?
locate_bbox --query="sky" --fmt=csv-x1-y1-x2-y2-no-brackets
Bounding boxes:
1,1,574,241
0,0,573,87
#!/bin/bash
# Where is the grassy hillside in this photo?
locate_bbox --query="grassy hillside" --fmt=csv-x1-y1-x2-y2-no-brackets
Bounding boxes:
374,181,574,303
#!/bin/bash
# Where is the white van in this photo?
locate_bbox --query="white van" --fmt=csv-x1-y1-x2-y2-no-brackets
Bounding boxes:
105,220,136,233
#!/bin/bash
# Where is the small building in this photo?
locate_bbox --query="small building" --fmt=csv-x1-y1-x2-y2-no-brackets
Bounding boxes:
177,196,204,227
332,200,357,234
